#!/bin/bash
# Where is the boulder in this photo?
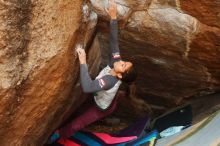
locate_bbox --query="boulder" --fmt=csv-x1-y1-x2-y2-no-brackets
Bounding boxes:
0,0,220,145
91,0,220,106
0,0,98,145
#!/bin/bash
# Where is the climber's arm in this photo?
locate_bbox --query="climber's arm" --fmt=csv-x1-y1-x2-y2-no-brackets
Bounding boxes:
80,64,117,93
76,46,117,93
110,20,121,61
106,0,121,64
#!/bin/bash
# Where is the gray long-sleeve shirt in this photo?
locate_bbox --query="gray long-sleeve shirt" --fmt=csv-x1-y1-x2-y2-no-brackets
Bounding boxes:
80,20,121,93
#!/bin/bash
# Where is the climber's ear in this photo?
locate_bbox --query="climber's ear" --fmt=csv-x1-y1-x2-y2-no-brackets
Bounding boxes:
117,73,122,79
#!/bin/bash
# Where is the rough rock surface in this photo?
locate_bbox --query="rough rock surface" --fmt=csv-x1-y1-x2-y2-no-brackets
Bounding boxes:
0,0,220,145
0,0,99,145
91,0,220,107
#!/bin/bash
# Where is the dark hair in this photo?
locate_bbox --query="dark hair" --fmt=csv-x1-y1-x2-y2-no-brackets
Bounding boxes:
121,65,137,84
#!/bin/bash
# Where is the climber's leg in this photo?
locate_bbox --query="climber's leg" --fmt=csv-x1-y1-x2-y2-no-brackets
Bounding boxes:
59,99,117,139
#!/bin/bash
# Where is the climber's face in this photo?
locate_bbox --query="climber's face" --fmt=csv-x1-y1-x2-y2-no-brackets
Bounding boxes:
113,60,132,74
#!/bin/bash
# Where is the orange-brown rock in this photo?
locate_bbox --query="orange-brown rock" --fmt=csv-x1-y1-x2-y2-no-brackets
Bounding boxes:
180,0,220,28
91,0,220,106
0,0,99,145
0,0,220,145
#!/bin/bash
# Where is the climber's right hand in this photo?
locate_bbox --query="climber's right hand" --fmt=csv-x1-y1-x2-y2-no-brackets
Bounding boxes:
76,45,86,64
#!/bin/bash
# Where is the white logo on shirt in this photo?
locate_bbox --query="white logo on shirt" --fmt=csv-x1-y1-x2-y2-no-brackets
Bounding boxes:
99,79,106,88
113,54,120,59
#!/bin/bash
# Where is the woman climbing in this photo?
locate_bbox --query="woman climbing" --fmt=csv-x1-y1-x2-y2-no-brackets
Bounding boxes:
47,0,137,143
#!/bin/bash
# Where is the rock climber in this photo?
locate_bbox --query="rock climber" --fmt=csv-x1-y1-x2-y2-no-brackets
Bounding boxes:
47,0,137,143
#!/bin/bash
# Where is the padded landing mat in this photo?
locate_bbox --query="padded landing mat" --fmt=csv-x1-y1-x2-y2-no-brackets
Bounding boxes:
51,130,158,146
49,117,154,146
124,130,158,146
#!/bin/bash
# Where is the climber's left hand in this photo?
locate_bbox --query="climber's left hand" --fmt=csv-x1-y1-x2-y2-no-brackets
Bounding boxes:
76,45,86,64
